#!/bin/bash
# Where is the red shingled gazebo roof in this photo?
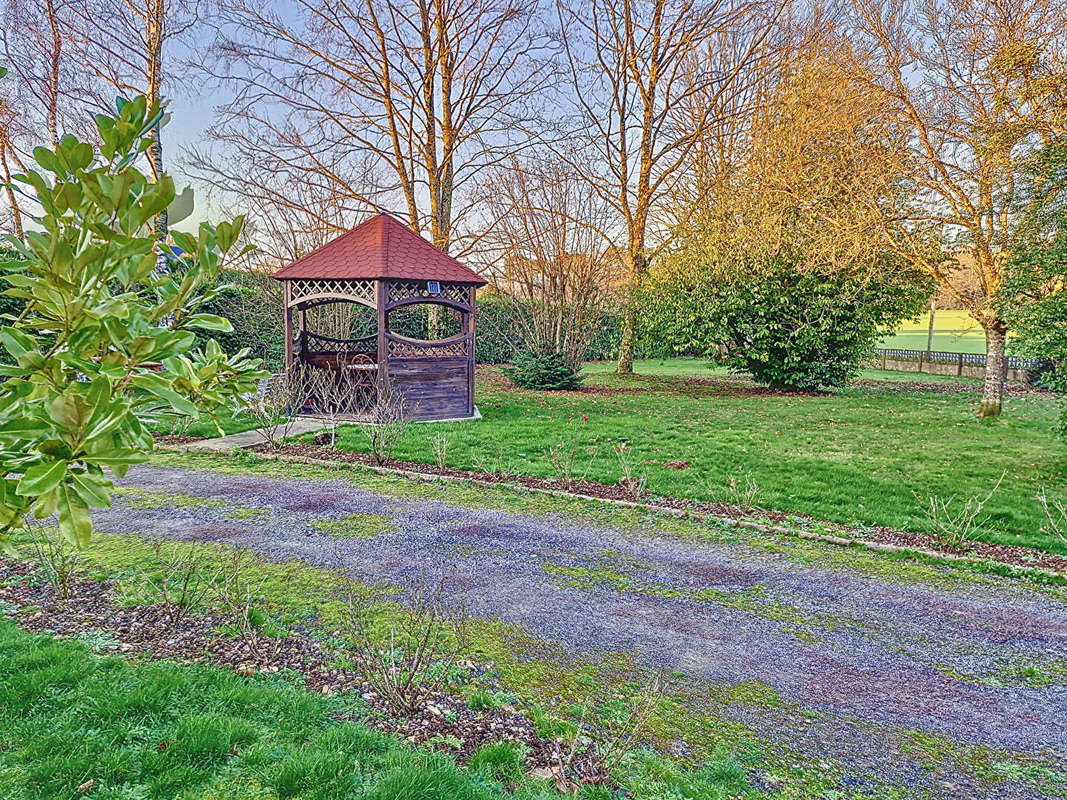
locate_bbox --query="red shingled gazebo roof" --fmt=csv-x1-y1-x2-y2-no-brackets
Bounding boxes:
271,213,486,285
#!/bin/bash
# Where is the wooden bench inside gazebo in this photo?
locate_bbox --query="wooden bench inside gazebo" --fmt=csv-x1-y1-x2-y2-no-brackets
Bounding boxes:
271,214,487,422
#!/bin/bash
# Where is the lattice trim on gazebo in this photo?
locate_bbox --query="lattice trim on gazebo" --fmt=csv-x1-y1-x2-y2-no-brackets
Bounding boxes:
387,336,469,359
289,278,376,308
387,280,469,306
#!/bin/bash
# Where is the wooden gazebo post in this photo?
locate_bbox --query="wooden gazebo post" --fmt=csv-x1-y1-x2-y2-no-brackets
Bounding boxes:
376,278,389,394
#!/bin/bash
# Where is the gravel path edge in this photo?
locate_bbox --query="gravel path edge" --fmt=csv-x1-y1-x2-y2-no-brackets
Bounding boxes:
163,445,1066,582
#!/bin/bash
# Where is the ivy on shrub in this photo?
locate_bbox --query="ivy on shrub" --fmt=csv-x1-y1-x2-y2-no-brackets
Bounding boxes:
503,351,582,390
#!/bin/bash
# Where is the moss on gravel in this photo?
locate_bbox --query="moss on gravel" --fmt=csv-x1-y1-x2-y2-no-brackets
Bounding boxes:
113,452,1067,798
311,513,395,539
114,487,271,521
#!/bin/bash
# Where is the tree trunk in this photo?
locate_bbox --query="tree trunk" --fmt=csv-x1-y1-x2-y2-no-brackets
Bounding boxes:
150,123,170,275
978,322,1007,418
617,300,636,375
0,142,24,242
616,248,645,376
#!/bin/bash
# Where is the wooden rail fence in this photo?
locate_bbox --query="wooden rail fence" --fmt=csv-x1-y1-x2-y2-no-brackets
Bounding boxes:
870,348,1042,381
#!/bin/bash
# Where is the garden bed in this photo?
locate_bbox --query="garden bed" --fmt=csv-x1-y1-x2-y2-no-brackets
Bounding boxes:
0,557,606,788
252,441,1067,576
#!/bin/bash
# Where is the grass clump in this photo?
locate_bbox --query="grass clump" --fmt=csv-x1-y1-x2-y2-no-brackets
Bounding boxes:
469,741,529,785
0,620,516,800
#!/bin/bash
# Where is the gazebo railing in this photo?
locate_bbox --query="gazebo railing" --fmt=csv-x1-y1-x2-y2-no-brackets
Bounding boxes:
385,331,471,359
301,330,377,356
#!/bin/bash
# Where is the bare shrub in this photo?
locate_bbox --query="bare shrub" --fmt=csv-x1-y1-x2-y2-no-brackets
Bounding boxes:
614,444,646,500
1036,488,1067,549
716,474,761,515
922,474,1004,553
470,446,518,477
430,433,450,470
341,573,469,716
246,367,307,449
548,441,579,489
139,541,212,625
208,549,271,645
305,365,354,447
27,525,81,600
556,675,665,784
357,379,410,465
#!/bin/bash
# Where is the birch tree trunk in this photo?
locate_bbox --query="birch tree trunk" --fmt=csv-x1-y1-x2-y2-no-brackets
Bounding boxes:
978,322,1008,418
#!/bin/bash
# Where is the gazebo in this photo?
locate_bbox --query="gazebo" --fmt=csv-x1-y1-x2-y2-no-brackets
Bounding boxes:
271,214,487,422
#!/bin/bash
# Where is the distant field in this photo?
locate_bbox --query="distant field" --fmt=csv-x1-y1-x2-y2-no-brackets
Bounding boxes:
880,310,987,354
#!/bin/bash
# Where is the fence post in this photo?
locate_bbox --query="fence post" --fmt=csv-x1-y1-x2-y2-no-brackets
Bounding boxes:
882,349,887,370
918,350,924,374
957,353,963,377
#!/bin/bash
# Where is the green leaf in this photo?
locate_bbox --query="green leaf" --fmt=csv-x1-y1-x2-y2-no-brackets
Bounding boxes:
186,313,234,332
56,483,92,547
17,460,67,496
70,471,113,509
32,146,64,174
0,418,51,438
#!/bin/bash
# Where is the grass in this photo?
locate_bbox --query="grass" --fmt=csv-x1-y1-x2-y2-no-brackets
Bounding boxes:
150,409,272,439
319,360,1066,554
311,512,395,539
0,620,517,800
0,532,756,800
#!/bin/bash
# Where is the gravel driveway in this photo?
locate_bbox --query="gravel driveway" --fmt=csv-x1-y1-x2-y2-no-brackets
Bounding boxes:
97,463,1067,798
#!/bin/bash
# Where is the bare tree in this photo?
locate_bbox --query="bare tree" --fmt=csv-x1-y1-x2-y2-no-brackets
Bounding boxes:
552,0,789,374
676,17,913,273
483,158,624,369
190,0,551,268
2,0,66,148
0,0,101,148
0,0,105,233
70,0,202,268
848,0,1067,417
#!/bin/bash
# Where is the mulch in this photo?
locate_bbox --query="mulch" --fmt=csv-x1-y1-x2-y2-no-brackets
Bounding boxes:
0,559,606,789
154,434,201,445
256,442,1067,576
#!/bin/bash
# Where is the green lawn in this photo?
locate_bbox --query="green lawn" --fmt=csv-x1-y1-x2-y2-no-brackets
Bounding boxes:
0,622,519,800
151,410,268,439
328,359,1066,554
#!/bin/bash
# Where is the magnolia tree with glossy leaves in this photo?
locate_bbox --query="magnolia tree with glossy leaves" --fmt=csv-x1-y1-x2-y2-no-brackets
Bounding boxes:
0,96,266,551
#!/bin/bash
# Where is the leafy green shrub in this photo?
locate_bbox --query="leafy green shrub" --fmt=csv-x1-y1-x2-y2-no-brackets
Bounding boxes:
474,296,625,365
1001,140,1067,432
0,97,266,551
640,255,928,391
503,351,582,390
468,741,528,785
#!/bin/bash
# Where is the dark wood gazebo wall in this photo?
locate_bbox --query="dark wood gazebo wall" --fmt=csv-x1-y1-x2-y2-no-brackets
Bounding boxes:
281,276,479,421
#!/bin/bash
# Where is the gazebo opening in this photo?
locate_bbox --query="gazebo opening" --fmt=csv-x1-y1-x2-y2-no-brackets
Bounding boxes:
271,214,487,422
